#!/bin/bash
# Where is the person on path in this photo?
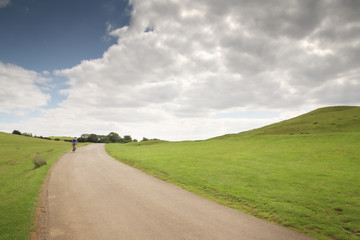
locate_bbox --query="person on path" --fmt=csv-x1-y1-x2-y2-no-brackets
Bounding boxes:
72,137,77,151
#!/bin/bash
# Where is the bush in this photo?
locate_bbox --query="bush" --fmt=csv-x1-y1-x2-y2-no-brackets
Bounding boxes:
12,130,21,135
32,154,47,168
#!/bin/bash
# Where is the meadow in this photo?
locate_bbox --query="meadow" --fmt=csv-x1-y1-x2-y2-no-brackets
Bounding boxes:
0,106,358,240
0,132,74,240
106,107,360,240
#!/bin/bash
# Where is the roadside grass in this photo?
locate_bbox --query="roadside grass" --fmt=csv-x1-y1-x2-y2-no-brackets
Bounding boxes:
106,133,360,240
0,132,80,240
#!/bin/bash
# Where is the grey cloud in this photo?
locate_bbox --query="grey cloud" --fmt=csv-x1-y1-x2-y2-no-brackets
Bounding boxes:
310,71,360,106
4,0,359,140
0,0,10,8
55,0,359,127
257,0,324,39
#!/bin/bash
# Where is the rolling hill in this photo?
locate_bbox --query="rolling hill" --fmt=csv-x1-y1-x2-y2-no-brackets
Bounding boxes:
216,106,360,139
107,106,360,240
251,106,360,135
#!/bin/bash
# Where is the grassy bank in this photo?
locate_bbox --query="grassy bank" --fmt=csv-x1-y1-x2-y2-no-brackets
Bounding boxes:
0,132,76,240
106,107,360,240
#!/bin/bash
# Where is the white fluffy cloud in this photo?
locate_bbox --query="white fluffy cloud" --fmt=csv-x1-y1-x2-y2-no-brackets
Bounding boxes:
0,62,50,115
2,0,359,140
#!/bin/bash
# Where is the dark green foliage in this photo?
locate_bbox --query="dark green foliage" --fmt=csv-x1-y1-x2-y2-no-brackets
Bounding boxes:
12,130,21,135
108,132,122,143
123,135,132,143
87,134,98,143
77,132,149,144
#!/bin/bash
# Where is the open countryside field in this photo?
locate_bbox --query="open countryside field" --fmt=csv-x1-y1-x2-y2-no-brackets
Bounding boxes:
0,132,76,240
106,106,360,240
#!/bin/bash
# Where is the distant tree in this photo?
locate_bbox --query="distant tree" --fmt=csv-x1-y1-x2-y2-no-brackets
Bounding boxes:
81,134,90,139
141,137,149,142
108,132,122,143
78,134,89,142
12,130,21,135
87,134,98,143
123,135,132,143
98,135,110,143
133,139,138,142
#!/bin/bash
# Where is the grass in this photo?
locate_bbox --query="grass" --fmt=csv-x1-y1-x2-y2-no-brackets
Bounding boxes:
0,132,79,240
246,106,360,135
106,106,360,240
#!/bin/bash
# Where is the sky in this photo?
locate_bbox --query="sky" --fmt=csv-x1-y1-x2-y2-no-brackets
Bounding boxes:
0,0,359,141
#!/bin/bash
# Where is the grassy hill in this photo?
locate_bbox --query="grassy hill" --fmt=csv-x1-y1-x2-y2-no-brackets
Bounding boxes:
1,106,358,239
0,132,72,240
247,106,360,135
106,106,360,240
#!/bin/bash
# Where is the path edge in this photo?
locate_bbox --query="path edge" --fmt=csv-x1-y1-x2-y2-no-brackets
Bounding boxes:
31,153,66,240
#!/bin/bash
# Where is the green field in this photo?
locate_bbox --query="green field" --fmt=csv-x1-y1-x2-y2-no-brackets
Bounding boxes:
1,106,359,240
106,106,360,240
0,133,75,240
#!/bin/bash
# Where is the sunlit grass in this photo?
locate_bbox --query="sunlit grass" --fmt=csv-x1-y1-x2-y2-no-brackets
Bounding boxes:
0,132,77,240
107,131,360,239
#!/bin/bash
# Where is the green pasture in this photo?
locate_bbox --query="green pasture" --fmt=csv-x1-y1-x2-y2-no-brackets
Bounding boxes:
106,106,360,240
106,133,359,240
0,132,75,240
1,106,358,240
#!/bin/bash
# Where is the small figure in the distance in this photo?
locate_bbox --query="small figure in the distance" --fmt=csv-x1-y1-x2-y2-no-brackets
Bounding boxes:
72,137,77,152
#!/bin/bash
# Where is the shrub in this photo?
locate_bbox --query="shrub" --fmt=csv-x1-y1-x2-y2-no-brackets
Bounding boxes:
32,154,47,168
12,130,21,135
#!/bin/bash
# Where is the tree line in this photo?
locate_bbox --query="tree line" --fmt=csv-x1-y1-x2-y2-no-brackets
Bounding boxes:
78,132,140,143
12,130,155,143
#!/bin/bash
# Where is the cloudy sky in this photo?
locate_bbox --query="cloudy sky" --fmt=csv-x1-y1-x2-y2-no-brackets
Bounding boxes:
0,0,359,141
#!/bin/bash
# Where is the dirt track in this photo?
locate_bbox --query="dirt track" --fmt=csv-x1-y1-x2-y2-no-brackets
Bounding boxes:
45,144,314,240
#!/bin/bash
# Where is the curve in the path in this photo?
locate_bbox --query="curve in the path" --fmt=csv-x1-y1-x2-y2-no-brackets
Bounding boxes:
47,144,314,240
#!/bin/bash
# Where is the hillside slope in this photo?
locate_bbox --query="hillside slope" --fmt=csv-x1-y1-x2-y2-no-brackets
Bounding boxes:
245,106,360,136
0,132,71,240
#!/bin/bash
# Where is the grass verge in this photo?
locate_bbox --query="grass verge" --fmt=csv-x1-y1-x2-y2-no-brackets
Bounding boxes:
0,132,81,240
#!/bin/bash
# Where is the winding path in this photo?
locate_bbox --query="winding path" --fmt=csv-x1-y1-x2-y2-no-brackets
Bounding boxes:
46,144,314,240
